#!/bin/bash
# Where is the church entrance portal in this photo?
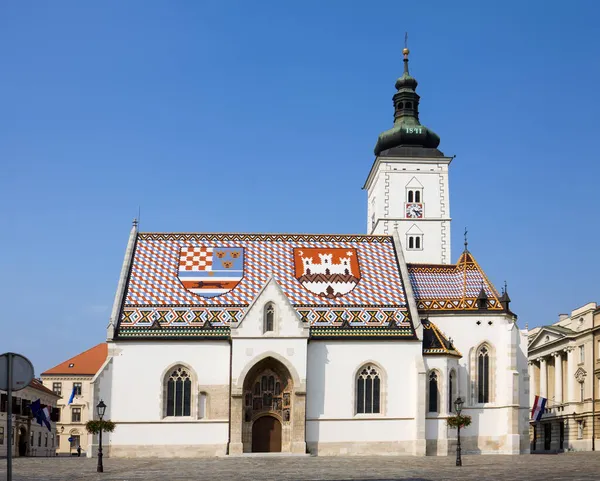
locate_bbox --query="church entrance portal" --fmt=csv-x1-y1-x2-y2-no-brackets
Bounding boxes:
252,416,282,452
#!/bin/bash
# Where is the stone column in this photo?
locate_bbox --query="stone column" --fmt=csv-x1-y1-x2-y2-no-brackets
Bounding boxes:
539,357,547,399
554,352,563,404
528,362,535,408
566,347,575,404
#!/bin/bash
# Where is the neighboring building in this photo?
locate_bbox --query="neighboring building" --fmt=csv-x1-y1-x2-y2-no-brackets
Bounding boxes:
0,379,60,457
92,48,529,458
528,302,600,452
41,343,108,455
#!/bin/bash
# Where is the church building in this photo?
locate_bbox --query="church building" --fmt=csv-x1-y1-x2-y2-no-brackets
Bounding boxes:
93,48,530,457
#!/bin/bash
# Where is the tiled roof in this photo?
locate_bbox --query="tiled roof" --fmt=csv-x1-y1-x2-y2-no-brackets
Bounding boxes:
408,250,503,311
30,378,60,397
42,343,108,376
118,233,414,339
422,320,462,357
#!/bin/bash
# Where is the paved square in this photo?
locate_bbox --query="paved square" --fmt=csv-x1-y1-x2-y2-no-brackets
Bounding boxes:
2,452,600,481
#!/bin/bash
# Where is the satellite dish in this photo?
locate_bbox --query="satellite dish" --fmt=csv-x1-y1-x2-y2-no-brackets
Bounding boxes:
0,353,35,392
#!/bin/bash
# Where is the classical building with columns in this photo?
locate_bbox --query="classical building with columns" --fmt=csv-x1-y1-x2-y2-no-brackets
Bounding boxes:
90,49,530,457
528,302,600,452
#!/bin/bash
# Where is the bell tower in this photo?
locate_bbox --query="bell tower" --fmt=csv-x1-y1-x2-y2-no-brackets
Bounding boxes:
363,46,453,264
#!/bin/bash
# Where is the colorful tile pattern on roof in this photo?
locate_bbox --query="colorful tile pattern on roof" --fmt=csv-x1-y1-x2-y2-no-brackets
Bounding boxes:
408,250,503,311
118,233,413,338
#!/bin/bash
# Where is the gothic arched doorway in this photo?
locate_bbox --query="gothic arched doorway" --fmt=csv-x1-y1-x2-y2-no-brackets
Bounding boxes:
252,415,282,452
241,357,294,453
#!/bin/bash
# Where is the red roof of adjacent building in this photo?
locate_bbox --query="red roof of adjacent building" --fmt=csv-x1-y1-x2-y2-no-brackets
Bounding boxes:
29,378,60,397
42,343,108,376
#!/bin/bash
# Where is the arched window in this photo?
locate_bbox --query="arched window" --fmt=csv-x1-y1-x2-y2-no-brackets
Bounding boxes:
478,346,490,403
448,370,455,413
415,191,421,202
356,364,381,414
428,371,439,413
166,366,192,417
409,237,414,249
397,102,404,109
408,190,414,203
406,101,412,108
264,303,274,333
415,237,421,249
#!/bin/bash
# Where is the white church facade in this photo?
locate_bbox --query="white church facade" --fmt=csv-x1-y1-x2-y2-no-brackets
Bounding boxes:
91,48,530,457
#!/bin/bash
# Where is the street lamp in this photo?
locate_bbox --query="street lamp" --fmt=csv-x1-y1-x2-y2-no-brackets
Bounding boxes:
96,400,106,473
454,396,464,467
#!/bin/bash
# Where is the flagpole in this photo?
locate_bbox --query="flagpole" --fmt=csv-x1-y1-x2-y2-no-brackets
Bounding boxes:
7,353,13,481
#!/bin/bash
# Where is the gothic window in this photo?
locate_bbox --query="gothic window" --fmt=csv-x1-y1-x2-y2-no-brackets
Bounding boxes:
356,364,381,414
428,371,439,413
448,370,455,413
478,346,490,403
264,303,275,333
165,366,192,417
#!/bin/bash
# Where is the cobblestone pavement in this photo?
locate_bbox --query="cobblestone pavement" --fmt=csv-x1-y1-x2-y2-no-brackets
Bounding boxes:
2,452,600,481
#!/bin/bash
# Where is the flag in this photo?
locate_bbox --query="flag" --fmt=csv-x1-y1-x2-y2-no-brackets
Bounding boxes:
30,399,52,432
531,395,547,422
68,386,76,405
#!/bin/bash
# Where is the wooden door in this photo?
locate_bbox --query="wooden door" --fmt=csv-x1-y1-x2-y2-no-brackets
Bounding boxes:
252,416,282,452
544,423,552,450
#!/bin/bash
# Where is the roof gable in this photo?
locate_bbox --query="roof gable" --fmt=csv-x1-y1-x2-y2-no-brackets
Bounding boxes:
42,343,108,376
422,320,462,357
407,249,504,312
117,233,414,339
528,326,572,350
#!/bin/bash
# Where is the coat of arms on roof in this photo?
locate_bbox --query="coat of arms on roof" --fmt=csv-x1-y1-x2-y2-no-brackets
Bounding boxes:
178,246,244,298
293,248,361,299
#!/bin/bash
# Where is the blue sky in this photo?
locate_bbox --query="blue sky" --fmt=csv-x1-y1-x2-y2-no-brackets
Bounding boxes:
1,1,599,374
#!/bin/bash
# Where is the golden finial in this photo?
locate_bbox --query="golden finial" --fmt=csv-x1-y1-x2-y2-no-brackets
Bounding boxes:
403,32,409,57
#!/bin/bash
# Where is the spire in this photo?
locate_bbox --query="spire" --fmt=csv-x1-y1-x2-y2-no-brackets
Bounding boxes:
500,280,511,311
464,227,469,252
374,41,442,156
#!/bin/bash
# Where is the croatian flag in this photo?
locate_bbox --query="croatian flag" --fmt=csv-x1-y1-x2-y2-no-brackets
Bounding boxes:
531,395,547,421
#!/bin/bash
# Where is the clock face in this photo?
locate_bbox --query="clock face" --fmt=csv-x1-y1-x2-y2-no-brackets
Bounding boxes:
406,203,424,219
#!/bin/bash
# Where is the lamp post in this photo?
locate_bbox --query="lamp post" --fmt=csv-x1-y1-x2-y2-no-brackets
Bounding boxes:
96,400,106,473
454,396,464,467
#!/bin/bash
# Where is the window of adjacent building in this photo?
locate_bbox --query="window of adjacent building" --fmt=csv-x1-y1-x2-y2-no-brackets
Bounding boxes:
11,428,14,445
478,346,490,403
37,432,41,447
52,382,62,397
57,434,60,448
407,235,423,251
356,364,381,414
580,381,585,402
579,345,585,363
51,434,54,448
578,421,584,439
73,383,82,396
70,435,80,449
0,427,3,445
264,303,275,333
30,432,33,446
45,433,48,447
165,366,192,417
71,407,81,423
428,371,439,413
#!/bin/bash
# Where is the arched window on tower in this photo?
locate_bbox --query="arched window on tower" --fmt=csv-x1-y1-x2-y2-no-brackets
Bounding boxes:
415,237,421,249
165,366,192,417
415,191,421,202
478,346,490,403
264,303,274,333
428,371,439,413
408,190,414,203
356,364,381,414
408,237,414,249
406,101,412,109
448,370,456,413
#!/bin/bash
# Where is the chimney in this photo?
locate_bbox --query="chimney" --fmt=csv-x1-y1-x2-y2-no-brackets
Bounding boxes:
558,314,569,322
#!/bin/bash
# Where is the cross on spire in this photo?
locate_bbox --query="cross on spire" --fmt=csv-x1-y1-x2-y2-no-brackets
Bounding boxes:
464,227,468,251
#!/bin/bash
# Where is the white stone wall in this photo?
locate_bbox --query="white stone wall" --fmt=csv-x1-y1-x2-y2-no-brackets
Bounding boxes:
365,157,452,264
306,340,423,454
102,341,230,455
428,313,528,453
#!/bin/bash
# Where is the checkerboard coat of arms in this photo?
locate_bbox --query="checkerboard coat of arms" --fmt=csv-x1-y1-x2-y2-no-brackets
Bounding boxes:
293,248,361,299
178,246,244,298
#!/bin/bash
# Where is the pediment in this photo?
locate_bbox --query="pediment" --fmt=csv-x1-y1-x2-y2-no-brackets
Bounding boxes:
575,367,587,382
528,327,566,350
406,223,423,235
231,277,309,338
406,176,424,188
